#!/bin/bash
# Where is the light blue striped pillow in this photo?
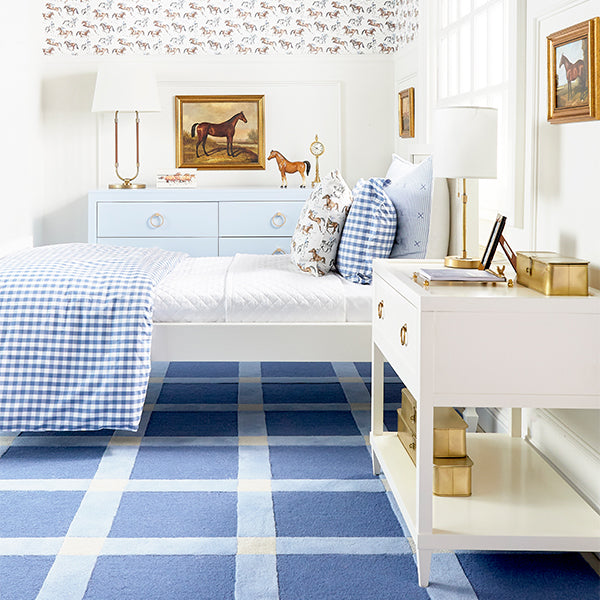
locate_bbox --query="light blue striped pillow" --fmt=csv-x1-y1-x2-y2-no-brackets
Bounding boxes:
336,178,397,285
385,157,433,259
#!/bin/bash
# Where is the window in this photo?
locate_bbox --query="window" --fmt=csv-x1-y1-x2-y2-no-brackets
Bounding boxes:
430,0,525,241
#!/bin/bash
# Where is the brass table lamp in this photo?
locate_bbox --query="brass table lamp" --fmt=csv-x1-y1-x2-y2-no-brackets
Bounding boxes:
92,64,160,189
433,106,498,268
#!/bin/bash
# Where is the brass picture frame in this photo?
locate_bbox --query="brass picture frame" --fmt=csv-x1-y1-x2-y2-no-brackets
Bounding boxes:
399,87,415,138
175,95,265,169
547,18,599,123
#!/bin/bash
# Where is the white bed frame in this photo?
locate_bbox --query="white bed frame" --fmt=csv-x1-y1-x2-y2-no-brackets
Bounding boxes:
152,322,372,362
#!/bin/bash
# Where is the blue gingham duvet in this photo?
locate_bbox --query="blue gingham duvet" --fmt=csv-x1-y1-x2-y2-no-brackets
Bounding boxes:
0,244,185,431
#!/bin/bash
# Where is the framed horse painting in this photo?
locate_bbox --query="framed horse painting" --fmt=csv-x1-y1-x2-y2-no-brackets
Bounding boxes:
175,95,265,169
547,18,599,123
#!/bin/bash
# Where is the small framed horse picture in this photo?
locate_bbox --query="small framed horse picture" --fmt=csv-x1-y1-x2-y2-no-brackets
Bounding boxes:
547,18,599,123
175,95,265,169
398,87,415,138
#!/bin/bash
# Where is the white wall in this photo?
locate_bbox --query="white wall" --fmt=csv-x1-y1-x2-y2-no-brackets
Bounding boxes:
523,0,600,509
0,4,40,255
39,55,396,245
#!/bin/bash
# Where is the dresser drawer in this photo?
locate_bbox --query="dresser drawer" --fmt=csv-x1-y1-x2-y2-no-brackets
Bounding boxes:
219,237,291,256
97,237,218,257
219,202,302,237
373,275,419,390
96,202,218,237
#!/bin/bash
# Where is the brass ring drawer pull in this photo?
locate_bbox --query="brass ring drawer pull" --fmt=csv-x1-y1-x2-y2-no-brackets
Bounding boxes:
377,300,384,319
148,213,165,228
271,212,286,228
400,323,408,346
272,247,286,255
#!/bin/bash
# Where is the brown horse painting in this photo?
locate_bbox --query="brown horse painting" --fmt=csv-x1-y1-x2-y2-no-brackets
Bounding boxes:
191,111,247,157
559,54,586,101
268,149,311,188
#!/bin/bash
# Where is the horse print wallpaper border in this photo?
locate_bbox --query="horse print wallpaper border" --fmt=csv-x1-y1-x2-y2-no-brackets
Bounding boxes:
547,17,600,124
42,0,419,57
175,95,266,170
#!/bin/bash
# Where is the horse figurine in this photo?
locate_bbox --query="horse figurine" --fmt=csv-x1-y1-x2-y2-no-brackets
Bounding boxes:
268,149,311,188
559,54,586,101
191,111,247,158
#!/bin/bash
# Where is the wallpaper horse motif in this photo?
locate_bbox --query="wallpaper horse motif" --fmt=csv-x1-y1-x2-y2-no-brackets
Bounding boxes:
42,0,419,56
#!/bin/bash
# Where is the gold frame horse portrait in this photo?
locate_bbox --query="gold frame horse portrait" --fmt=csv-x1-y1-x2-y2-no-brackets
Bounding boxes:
547,18,599,124
176,95,265,169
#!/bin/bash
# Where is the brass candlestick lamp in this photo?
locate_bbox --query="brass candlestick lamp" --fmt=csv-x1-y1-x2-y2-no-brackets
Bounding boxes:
92,64,161,189
433,106,498,268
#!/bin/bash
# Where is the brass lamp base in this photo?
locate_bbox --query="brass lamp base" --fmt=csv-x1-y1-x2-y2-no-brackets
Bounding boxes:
109,182,146,189
444,255,480,269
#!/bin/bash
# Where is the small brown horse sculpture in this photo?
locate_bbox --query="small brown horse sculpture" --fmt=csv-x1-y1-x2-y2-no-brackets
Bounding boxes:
191,111,247,158
268,150,311,188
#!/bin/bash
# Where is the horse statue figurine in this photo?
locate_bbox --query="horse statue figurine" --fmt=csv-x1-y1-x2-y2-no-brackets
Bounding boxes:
191,111,247,158
268,150,311,188
559,54,586,101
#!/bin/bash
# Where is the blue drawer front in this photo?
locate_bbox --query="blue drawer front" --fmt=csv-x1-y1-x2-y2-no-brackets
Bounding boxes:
97,202,218,237
219,237,292,256
97,237,218,257
219,202,303,236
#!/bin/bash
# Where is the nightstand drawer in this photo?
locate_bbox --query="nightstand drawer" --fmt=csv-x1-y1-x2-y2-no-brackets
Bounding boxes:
219,237,291,256
219,202,302,237
96,202,218,237
373,275,419,389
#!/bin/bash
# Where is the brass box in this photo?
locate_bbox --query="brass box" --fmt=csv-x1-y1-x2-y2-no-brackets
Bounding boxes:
433,456,473,497
400,388,467,458
516,251,589,296
397,410,416,465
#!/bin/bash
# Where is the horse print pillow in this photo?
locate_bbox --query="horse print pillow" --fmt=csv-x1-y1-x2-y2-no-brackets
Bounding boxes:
290,170,353,277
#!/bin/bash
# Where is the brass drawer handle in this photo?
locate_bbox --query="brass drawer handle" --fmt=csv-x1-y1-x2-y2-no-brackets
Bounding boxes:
377,300,384,319
400,323,408,346
272,247,286,255
271,212,286,228
148,213,165,228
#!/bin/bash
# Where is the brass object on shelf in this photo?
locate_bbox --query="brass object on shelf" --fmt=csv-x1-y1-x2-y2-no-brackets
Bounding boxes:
397,410,416,465
516,251,589,296
433,456,473,497
400,388,468,458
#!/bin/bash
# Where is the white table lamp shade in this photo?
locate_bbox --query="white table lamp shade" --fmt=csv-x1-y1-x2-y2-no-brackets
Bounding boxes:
92,64,160,113
433,106,498,179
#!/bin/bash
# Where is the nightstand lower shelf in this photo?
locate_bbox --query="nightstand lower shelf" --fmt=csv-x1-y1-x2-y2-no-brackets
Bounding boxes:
371,432,600,551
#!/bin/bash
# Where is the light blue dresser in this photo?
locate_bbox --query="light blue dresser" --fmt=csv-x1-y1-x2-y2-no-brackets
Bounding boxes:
88,188,310,256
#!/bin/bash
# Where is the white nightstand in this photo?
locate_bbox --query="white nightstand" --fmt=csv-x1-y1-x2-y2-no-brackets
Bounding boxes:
371,259,600,587
88,188,310,256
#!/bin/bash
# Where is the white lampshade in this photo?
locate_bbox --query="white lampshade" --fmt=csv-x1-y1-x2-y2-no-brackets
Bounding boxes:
433,106,497,179
92,64,160,113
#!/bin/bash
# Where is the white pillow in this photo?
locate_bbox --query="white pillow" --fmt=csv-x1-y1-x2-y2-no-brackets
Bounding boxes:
385,154,449,259
290,171,353,277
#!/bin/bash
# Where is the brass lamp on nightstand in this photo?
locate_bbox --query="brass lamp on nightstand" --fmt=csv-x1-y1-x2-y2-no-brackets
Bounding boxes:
92,64,161,189
433,106,498,268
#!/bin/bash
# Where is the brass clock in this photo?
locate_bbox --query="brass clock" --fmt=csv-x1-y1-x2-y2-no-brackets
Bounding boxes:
309,134,324,187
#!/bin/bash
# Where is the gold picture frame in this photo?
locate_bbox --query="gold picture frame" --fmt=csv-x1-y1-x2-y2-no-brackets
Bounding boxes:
547,18,599,123
399,87,415,138
175,95,265,169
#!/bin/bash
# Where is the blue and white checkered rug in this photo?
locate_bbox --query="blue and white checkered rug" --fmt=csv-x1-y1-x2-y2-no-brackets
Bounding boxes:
0,362,597,600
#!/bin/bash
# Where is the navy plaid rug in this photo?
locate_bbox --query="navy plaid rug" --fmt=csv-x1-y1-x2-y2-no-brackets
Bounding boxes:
0,362,597,600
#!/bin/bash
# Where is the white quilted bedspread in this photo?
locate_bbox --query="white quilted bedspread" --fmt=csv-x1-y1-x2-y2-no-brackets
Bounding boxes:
153,254,371,323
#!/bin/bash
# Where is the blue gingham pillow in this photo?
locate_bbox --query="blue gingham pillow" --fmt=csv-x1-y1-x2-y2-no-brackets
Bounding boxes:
386,156,433,259
336,178,397,284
